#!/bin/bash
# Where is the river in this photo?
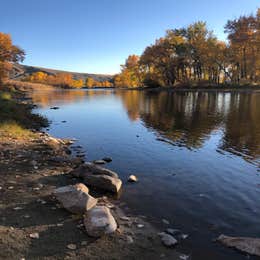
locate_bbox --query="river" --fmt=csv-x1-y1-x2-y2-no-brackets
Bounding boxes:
31,88,260,260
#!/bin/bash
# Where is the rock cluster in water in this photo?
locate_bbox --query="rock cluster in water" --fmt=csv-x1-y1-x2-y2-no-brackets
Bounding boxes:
54,161,123,237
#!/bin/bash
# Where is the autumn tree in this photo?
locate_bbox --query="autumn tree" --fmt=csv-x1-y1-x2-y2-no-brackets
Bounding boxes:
85,77,95,88
225,9,260,82
0,32,25,84
114,55,143,88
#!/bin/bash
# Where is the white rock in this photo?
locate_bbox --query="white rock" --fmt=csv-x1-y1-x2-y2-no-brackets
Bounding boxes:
93,160,106,164
137,224,144,228
13,207,23,210
120,216,130,221
67,244,77,250
29,232,39,239
128,175,138,182
84,206,117,237
54,183,97,214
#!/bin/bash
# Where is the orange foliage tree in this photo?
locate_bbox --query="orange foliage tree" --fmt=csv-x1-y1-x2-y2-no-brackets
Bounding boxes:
0,32,25,84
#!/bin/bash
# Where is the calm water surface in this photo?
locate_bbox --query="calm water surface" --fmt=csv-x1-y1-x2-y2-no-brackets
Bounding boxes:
32,89,260,260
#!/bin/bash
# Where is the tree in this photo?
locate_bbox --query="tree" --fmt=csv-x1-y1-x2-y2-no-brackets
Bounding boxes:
85,77,95,88
114,55,144,88
0,32,25,84
225,10,260,82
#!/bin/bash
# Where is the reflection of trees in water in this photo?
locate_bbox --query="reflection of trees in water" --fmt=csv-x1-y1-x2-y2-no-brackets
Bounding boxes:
220,92,260,160
30,89,115,107
31,88,260,160
119,90,260,160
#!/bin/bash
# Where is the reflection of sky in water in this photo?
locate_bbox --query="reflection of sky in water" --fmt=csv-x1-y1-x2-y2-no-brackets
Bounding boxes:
33,89,260,260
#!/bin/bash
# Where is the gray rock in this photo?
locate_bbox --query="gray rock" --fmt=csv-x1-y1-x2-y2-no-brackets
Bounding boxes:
84,206,117,237
53,183,97,214
83,174,122,193
162,219,170,225
126,235,134,244
158,232,178,247
70,163,118,179
217,234,260,256
93,160,106,164
166,228,181,236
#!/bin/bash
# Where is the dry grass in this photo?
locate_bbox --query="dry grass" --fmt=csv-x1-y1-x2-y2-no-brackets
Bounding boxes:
0,121,35,140
0,92,11,100
0,89,48,140
4,79,55,91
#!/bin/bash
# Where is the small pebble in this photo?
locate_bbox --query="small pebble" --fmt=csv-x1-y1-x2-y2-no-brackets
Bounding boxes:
29,232,39,239
120,216,130,221
162,219,170,225
67,244,77,250
137,224,144,228
13,207,23,210
93,160,106,164
128,175,138,182
126,235,134,244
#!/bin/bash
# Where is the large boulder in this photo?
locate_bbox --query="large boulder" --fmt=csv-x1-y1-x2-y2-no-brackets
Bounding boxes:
217,235,260,256
84,206,117,237
54,183,97,214
70,163,118,178
83,174,122,193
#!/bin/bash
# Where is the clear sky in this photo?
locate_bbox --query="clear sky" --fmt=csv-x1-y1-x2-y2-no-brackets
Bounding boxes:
0,0,259,74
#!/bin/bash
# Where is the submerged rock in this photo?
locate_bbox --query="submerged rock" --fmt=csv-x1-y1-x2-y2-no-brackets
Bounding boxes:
217,234,260,256
84,206,117,237
53,183,97,214
158,232,178,247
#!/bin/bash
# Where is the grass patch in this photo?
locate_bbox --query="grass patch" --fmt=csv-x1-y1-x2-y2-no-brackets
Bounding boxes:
0,89,48,140
0,92,11,100
0,121,35,140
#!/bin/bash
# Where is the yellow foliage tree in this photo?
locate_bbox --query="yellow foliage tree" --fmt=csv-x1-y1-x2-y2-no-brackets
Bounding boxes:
0,32,25,84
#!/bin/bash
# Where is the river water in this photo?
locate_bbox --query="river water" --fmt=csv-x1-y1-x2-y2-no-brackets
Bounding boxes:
32,88,260,260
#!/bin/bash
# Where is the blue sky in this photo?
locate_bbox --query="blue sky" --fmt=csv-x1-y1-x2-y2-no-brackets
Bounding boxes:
0,0,259,74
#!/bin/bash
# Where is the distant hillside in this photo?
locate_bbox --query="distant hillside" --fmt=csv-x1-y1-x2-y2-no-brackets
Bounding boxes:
10,63,113,82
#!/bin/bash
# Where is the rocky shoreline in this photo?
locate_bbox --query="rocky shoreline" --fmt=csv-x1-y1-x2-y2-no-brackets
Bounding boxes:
0,94,185,259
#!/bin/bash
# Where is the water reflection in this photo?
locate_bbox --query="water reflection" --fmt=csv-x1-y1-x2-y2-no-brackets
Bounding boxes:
31,89,260,162
119,90,260,161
